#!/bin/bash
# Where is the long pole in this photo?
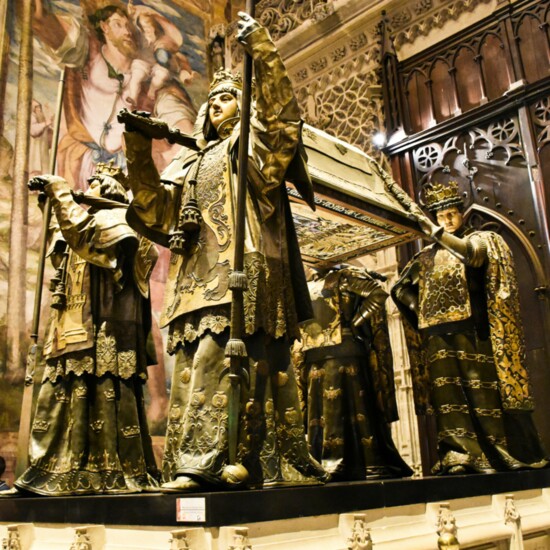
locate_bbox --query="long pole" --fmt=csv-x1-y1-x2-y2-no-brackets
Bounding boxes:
6,0,33,383
225,0,255,466
15,68,66,477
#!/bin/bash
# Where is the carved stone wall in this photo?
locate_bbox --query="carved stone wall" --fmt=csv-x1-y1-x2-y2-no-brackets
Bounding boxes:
256,0,335,41
251,0,499,161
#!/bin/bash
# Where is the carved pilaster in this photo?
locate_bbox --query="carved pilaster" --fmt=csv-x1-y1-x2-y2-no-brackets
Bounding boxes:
208,25,227,79
436,503,460,550
380,11,409,139
169,529,191,550
1,525,33,550
69,526,105,550
346,514,373,550
1,527,21,550
504,494,524,550
227,527,252,550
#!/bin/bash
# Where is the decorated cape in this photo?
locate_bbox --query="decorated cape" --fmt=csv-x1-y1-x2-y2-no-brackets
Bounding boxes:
300,268,399,423
393,230,533,413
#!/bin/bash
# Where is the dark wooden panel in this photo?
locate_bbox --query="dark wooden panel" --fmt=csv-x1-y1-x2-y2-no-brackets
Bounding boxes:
517,14,550,84
430,59,458,122
406,70,432,133
454,47,484,112
480,33,512,100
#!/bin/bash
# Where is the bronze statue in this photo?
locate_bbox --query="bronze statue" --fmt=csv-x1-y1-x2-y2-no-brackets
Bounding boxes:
122,12,326,491
392,181,548,474
14,164,159,495
296,266,412,480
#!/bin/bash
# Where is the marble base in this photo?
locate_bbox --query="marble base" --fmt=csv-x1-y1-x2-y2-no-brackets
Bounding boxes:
0,470,549,549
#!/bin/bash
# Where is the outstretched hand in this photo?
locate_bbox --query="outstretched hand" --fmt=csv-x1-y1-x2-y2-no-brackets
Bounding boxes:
415,212,441,240
28,175,49,192
236,11,261,42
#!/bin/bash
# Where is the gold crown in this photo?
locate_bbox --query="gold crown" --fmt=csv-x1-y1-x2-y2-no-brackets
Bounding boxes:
208,69,243,98
423,180,463,212
92,161,127,184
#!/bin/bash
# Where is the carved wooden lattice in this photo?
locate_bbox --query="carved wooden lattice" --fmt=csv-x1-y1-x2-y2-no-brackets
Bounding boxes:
532,96,550,152
412,115,527,198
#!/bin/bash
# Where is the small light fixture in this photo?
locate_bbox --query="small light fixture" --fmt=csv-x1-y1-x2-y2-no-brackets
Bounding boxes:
372,131,387,148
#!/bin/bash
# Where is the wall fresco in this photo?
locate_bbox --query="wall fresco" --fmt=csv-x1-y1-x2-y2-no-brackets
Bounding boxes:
0,0,224,486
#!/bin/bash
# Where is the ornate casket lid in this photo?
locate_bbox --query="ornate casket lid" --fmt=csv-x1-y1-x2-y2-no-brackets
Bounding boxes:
289,124,421,266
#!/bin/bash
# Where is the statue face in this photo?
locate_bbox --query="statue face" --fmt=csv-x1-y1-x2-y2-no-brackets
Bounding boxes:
208,92,239,131
87,177,102,198
436,206,463,234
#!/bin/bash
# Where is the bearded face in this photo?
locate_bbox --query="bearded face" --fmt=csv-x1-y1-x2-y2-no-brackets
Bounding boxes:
100,13,137,59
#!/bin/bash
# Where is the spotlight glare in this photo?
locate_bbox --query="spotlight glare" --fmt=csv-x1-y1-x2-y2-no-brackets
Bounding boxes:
372,132,387,148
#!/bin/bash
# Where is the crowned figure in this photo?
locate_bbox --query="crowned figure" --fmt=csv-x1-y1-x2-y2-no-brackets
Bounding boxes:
122,13,326,491
295,266,412,481
16,163,160,495
391,181,548,474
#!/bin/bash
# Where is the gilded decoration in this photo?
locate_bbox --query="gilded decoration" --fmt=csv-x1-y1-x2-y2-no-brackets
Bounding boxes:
397,230,534,413
417,247,472,328
285,125,419,264
121,426,141,438
32,420,49,433
90,420,104,433
103,389,115,401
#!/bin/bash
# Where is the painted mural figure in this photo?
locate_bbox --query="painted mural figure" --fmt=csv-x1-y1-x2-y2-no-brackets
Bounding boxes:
15,164,159,495
122,13,327,491
296,266,412,480
29,100,53,178
32,1,196,189
392,181,548,475
129,0,197,88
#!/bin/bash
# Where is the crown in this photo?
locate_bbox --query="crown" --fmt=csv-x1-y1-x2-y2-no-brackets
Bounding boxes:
92,161,127,184
208,69,243,98
423,180,463,212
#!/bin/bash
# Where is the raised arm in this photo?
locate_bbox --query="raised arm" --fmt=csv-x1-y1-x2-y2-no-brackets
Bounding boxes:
416,212,488,267
123,128,182,246
30,175,124,270
237,13,302,191
33,0,67,51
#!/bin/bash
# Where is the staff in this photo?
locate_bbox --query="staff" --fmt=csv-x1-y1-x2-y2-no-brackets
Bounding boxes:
224,0,256,467
15,68,65,477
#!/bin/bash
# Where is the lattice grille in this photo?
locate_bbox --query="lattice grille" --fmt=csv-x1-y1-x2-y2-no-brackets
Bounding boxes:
294,59,385,159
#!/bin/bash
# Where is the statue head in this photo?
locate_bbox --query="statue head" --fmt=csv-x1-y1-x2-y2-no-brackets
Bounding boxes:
424,180,464,234
87,161,129,204
202,69,243,140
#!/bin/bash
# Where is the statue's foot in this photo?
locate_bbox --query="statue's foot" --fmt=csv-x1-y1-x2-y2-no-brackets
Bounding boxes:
141,484,161,493
160,476,202,493
0,488,22,498
221,464,249,489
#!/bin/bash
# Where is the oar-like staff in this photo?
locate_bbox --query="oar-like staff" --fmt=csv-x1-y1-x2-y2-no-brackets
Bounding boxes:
224,1,256,470
15,68,66,477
